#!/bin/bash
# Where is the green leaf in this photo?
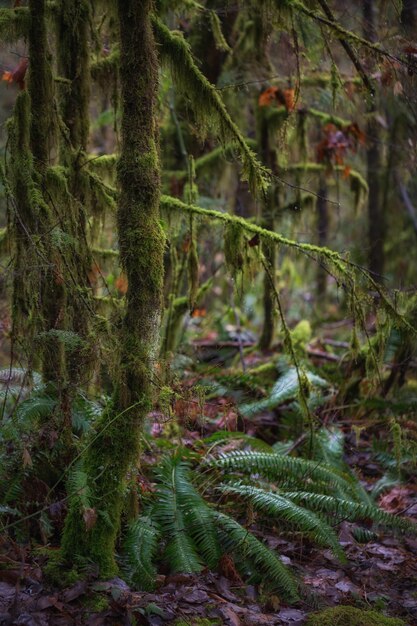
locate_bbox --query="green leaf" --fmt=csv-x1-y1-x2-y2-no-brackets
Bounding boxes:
239,368,328,418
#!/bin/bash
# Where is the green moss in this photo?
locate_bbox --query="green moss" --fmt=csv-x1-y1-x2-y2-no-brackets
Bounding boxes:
224,222,244,275
61,0,165,576
0,7,30,43
306,606,405,626
43,549,80,587
83,594,109,612
91,49,120,85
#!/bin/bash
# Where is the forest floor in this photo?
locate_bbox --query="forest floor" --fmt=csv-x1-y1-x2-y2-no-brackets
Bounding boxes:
1,337,417,626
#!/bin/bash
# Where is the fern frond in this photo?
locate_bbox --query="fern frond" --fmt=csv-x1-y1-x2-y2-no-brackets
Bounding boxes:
153,457,202,573
218,483,345,561
16,394,57,426
184,502,221,569
67,466,92,510
282,491,417,534
239,368,328,418
124,515,160,591
215,512,299,600
208,450,354,493
164,532,203,573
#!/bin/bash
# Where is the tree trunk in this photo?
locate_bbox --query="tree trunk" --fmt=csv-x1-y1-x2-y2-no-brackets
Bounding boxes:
316,178,328,298
56,0,94,387
258,113,276,351
364,0,384,280
401,0,417,32
61,0,165,576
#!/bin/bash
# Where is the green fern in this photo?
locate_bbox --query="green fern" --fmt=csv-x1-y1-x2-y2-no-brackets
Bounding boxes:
218,482,346,561
153,457,203,573
124,516,160,591
281,491,416,534
215,512,299,600
208,450,356,495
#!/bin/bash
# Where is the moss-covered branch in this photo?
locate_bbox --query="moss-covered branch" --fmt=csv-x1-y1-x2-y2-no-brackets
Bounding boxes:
152,16,269,196
160,194,415,334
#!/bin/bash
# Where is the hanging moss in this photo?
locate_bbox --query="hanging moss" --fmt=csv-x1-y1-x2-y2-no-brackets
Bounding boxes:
91,49,120,85
306,606,405,626
161,195,415,337
152,16,269,197
209,10,231,52
0,7,30,43
224,222,245,276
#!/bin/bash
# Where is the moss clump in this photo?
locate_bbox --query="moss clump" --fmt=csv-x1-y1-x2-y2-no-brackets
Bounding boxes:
83,594,109,613
306,606,405,626
43,549,80,587
224,222,244,276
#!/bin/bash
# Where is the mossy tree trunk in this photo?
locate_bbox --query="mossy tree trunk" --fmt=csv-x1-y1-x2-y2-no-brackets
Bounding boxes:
364,0,384,281
9,0,64,383
61,0,165,576
56,0,94,387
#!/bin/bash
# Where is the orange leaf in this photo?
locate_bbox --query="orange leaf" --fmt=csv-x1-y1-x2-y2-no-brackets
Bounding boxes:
342,165,351,179
258,86,279,107
115,274,128,294
2,58,28,90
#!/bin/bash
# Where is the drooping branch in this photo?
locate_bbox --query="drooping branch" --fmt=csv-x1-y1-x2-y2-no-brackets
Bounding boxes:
316,0,374,95
160,195,415,335
152,16,269,197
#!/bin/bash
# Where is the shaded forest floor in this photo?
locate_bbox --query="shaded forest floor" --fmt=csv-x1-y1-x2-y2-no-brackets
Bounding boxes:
1,332,417,626
2,468,417,625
